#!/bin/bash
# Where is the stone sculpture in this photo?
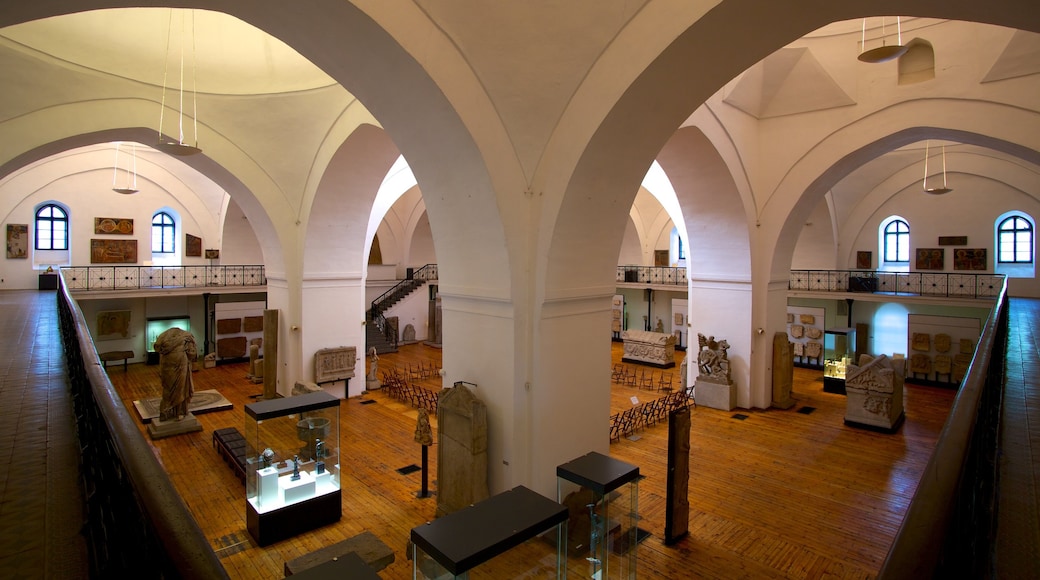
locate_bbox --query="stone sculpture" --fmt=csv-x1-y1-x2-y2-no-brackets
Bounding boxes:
844,354,904,432
367,347,381,390
806,326,823,340
694,333,736,410
414,408,433,446
790,325,804,338
934,333,952,353
910,353,932,375
911,333,931,352
155,328,197,421
799,314,815,325
621,329,676,367
805,341,823,363
772,333,795,409
436,383,489,515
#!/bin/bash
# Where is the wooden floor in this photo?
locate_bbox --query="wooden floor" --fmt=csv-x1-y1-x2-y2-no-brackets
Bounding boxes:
106,342,955,579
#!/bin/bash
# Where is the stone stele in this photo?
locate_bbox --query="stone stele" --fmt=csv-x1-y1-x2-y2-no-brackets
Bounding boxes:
436,383,489,516
844,354,905,432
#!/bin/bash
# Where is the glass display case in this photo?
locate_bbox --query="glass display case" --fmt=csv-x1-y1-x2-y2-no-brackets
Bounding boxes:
823,327,856,394
145,316,191,364
245,391,341,546
411,486,566,579
557,451,640,579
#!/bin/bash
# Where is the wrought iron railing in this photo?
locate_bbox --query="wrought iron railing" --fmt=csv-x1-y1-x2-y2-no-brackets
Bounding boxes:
60,265,266,291
878,277,1007,578
616,266,688,286
370,264,439,350
56,277,228,578
789,269,1004,299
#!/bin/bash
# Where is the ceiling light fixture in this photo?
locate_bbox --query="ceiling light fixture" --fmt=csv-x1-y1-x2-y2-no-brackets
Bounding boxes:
923,141,953,195
111,142,139,195
157,9,202,156
858,17,909,63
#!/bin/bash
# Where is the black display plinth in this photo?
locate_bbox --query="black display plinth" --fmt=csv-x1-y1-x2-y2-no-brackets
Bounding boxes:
247,488,341,546
556,451,640,495
38,273,58,290
823,376,846,395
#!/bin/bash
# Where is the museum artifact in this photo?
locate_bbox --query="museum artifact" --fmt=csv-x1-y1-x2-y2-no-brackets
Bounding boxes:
436,383,489,515
155,327,197,420
772,333,795,409
415,408,433,498
291,455,301,481
315,439,326,475
911,333,931,352
790,325,804,338
934,333,952,353
367,347,381,390
695,333,736,410
621,329,676,368
665,406,691,544
245,391,341,546
844,354,905,432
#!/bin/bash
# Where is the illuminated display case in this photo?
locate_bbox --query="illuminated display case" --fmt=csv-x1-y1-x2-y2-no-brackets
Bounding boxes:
145,316,191,364
410,486,566,579
245,391,341,546
823,327,856,394
557,452,640,579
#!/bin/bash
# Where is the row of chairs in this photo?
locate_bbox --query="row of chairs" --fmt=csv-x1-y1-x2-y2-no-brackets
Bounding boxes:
609,388,695,443
406,360,439,382
611,363,676,392
382,367,439,413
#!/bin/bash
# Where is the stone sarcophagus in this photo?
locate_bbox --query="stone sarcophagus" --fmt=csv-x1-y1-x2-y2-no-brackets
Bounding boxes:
621,330,676,368
844,354,905,433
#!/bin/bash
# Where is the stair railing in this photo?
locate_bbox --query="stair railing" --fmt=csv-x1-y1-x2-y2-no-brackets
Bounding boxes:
369,264,438,349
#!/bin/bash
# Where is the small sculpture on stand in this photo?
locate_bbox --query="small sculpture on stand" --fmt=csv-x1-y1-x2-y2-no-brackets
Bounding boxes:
414,407,434,498
291,455,301,481
366,347,381,391
259,447,275,470
315,439,326,475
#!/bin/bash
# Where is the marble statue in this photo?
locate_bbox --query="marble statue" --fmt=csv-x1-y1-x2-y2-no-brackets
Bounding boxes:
694,333,736,410
367,347,379,381
154,328,197,421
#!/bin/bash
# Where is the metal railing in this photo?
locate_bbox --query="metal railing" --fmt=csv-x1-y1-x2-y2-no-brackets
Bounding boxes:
790,269,1004,299
370,264,438,350
878,277,1008,578
616,265,688,286
60,265,266,291
56,277,228,578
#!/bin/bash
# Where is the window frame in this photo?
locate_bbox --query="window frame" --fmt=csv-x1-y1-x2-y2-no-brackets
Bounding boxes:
883,219,910,264
152,211,177,254
34,204,69,251
997,215,1033,264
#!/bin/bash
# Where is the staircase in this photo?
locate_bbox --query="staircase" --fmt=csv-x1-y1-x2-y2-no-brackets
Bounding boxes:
367,264,438,354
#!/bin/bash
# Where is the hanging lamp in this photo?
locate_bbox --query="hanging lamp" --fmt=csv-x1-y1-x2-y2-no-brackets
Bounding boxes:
157,9,202,156
111,142,140,194
923,141,953,195
858,17,909,63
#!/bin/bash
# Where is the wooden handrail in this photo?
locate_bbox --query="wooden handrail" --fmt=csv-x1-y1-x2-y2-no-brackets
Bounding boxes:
58,278,229,579
878,277,1008,578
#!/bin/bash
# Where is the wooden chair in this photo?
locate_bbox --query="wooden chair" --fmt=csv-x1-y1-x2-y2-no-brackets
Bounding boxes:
611,363,625,383
657,372,673,392
639,369,656,390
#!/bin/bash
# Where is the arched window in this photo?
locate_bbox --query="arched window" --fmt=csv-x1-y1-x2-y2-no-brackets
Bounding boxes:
35,204,68,250
998,216,1033,264
883,219,910,263
152,212,176,253
678,236,685,260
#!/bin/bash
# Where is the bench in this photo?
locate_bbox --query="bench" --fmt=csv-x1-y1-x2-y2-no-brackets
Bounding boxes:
213,427,251,484
284,531,395,576
98,350,134,371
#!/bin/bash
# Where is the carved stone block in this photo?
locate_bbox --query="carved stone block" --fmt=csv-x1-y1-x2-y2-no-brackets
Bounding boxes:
799,314,815,325
243,315,264,332
314,346,357,384
621,330,676,368
216,336,247,358
806,326,823,340
844,354,904,431
909,353,932,374
911,333,931,352
217,318,241,335
437,384,489,516
934,333,952,353
789,325,804,338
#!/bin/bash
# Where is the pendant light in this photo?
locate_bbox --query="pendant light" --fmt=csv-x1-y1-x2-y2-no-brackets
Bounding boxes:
923,141,953,195
858,17,909,63
111,142,139,195
157,9,202,156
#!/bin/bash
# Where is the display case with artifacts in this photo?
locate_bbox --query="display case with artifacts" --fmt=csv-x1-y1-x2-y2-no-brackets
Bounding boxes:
410,486,566,579
245,391,341,546
823,327,856,394
557,451,640,579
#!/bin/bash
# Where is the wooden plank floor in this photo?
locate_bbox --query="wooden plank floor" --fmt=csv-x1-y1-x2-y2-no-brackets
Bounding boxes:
106,342,954,579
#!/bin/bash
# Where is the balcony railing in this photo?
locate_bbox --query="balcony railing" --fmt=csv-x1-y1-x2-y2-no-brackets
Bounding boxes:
61,265,266,292
790,269,1004,299
616,266,688,286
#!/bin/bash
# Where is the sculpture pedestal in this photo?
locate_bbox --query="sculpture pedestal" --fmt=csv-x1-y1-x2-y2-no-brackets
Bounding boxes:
147,412,203,439
695,379,736,411
366,378,382,390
